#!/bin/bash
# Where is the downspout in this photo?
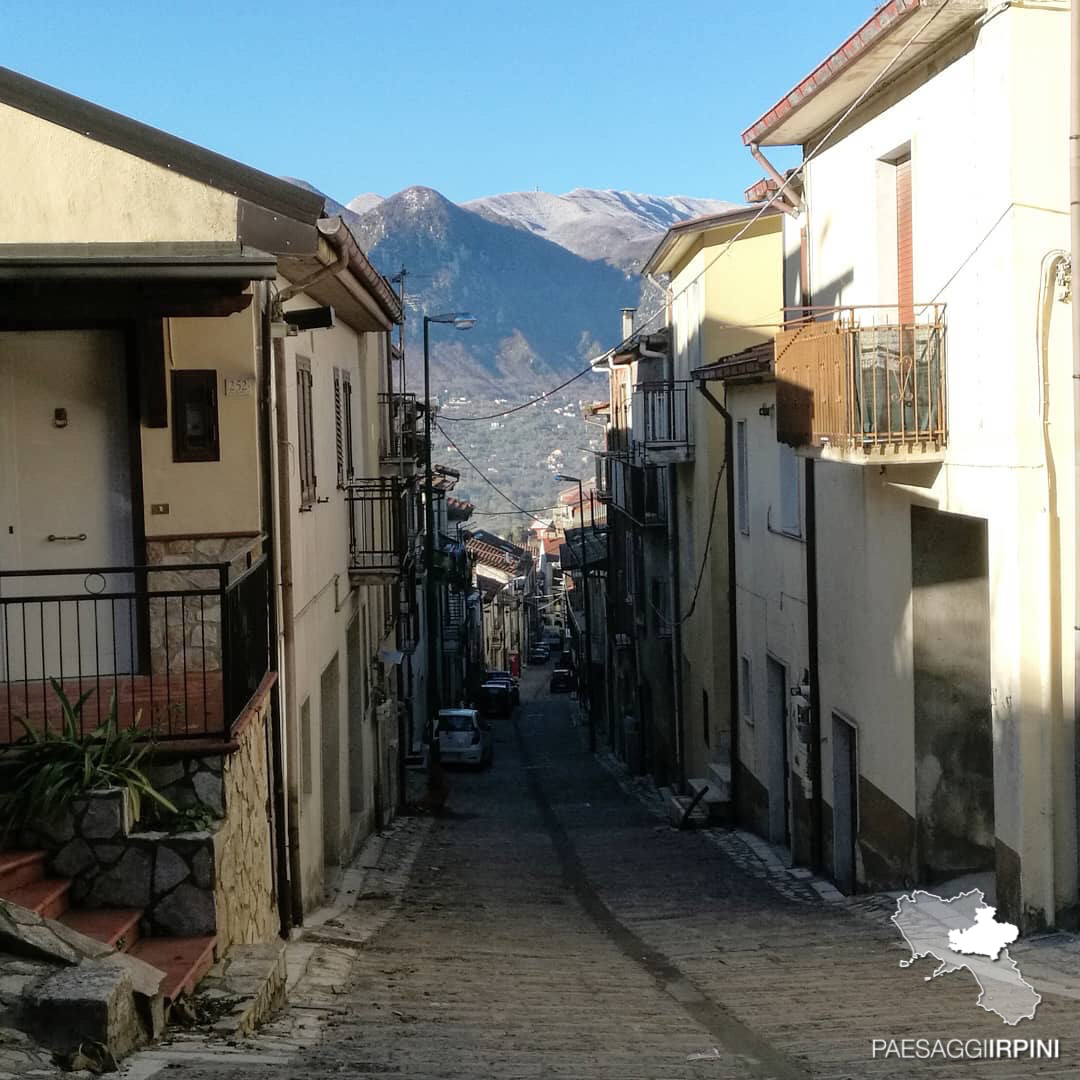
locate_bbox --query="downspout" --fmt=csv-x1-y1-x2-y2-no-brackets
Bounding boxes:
1071,0,1080,926
640,322,685,785
748,144,802,215
259,284,292,935
272,329,305,924
696,382,740,820
805,458,824,872
277,249,348,304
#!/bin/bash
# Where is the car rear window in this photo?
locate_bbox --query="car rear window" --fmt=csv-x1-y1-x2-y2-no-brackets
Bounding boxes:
438,714,476,732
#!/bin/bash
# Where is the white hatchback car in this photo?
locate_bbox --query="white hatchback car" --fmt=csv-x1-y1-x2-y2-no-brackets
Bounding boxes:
435,708,493,768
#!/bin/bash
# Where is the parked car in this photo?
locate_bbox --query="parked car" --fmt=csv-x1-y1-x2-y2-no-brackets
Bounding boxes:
528,644,549,665
486,670,520,705
549,668,574,693
477,681,513,718
436,708,493,767
558,650,573,670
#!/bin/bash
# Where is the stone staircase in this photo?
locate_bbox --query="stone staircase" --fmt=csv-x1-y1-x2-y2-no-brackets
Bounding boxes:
0,849,216,1002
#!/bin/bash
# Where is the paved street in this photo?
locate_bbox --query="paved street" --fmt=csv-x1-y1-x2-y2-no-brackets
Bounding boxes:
147,668,1079,1079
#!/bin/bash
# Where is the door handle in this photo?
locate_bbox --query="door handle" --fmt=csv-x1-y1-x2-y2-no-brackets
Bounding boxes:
47,533,87,542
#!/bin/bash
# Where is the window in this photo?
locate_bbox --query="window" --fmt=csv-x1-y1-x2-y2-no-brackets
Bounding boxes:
343,371,355,480
296,357,316,508
334,368,344,487
778,443,801,537
736,420,749,534
740,656,753,725
300,697,313,795
171,370,219,462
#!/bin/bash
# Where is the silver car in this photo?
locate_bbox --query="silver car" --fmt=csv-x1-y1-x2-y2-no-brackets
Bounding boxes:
436,708,493,768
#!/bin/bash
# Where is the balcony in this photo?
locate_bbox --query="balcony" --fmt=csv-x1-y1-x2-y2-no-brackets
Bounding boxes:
0,556,270,746
379,392,423,472
346,477,407,582
775,305,946,464
595,454,612,504
610,460,668,529
631,380,693,464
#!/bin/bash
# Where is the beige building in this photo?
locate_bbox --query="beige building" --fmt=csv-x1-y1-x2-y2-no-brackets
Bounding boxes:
742,0,1076,927
0,63,406,960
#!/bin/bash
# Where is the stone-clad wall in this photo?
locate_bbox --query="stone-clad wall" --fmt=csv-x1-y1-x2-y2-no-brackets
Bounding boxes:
212,678,277,950
144,535,263,676
32,674,279,950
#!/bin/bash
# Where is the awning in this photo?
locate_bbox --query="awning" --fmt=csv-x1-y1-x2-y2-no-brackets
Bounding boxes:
0,242,277,281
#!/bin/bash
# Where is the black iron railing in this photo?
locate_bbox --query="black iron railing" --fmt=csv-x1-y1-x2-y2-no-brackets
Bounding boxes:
379,392,423,464
346,478,407,577
0,556,270,745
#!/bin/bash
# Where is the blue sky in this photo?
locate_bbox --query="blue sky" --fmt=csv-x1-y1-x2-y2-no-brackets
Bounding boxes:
4,0,879,205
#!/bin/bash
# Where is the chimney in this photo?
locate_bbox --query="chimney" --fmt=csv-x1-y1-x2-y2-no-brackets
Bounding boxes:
621,308,636,342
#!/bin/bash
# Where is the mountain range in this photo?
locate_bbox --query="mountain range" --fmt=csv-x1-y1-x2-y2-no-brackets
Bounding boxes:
289,181,735,515
337,185,733,390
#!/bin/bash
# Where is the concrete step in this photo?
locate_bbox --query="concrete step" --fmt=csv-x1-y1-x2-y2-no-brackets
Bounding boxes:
0,850,48,894
130,935,216,1002
6,876,72,920
688,777,734,824
706,761,732,798
659,786,709,829
60,907,142,952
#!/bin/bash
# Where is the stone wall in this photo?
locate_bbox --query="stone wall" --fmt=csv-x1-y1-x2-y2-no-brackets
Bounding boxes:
144,535,263,677
212,678,277,951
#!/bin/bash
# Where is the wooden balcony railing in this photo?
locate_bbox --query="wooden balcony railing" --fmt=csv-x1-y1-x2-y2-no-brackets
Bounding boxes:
775,305,946,456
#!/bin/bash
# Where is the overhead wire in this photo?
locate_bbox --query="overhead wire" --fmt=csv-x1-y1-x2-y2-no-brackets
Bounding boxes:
435,421,555,526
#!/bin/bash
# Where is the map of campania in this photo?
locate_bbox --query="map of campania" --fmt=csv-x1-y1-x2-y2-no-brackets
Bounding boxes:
891,890,1041,1025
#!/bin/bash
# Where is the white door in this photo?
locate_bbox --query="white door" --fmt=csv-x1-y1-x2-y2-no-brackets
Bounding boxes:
0,330,135,687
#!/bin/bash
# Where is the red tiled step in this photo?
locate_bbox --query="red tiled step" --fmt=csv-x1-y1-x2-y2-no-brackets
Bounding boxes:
0,850,47,894
60,907,142,952
130,936,216,1001
6,877,72,920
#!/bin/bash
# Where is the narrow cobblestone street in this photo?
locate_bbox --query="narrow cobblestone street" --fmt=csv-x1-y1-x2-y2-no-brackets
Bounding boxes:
134,669,1080,1080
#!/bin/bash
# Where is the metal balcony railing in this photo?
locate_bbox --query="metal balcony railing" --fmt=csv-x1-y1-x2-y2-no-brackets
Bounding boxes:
595,454,612,503
379,392,423,465
346,477,407,578
775,305,946,454
631,380,693,451
0,555,270,745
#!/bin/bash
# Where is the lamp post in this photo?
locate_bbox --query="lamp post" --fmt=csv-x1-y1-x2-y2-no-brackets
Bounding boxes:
423,313,476,756
555,473,595,752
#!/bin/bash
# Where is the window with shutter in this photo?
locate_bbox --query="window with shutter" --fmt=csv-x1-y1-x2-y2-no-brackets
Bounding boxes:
343,371,355,480
334,368,344,488
895,153,913,324
297,356,316,508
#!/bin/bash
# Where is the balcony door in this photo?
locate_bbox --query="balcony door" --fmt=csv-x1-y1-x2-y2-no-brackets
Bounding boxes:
0,330,135,687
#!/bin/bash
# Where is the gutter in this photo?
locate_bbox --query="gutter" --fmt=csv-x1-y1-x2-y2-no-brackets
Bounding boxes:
1071,0,1080,928
317,217,403,325
748,145,802,215
805,458,824,872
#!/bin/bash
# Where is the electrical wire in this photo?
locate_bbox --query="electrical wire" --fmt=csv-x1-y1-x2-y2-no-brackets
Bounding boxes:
467,505,561,517
602,0,955,344
438,364,598,421
435,421,554,526
423,3,953,433
650,464,725,629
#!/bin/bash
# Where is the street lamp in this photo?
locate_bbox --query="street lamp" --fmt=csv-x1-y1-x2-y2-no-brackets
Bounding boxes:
555,473,595,753
423,313,476,755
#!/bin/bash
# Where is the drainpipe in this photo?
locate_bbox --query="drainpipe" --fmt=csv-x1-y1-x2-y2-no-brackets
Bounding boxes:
1071,0,1080,923
748,144,802,215
805,458,824,872
276,249,348,304
695,382,740,821
259,284,292,935
666,464,685,787
272,331,305,924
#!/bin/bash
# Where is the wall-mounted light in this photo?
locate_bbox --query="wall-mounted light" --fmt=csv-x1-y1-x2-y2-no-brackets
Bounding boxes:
53,408,68,428
758,404,774,417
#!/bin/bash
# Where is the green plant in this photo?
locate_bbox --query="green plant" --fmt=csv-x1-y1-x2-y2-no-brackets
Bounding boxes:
152,803,219,834
0,680,178,831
